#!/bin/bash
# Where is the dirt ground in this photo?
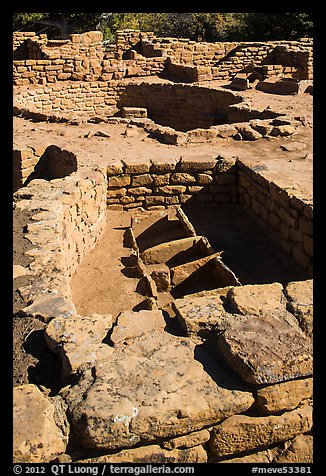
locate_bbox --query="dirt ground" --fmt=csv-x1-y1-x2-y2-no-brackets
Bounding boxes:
13,78,313,388
70,211,149,319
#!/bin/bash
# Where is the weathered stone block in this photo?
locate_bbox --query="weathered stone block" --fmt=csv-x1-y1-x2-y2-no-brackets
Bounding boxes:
14,385,69,463
209,401,312,458
62,330,254,450
170,173,196,184
108,175,131,187
79,444,207,463
227,283,286,316
216,315,313,385
179,155,217,172
255,377,313,414
132,174,154,186
110,310,166,345
158,185,187,195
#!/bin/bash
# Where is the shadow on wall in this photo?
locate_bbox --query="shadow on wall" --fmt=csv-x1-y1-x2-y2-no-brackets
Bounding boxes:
23,145,77,188
13,39,46,60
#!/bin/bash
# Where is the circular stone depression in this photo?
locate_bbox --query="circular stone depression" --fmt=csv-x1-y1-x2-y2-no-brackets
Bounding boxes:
116,82,244,132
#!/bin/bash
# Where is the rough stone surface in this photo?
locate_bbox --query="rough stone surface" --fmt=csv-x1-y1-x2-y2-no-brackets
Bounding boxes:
273,434,313,463
161,429,210,450
228,282,285,316
62,330,254,450
14,384,69,463
216,315,313,385
110,310,166,345
172,287,245,338
170,253,222,287
255,377,313,415
285,279,313,339
209,400,312,458
227,283,302,330
140,236,202,265
79,444,207,463
45,313,113,377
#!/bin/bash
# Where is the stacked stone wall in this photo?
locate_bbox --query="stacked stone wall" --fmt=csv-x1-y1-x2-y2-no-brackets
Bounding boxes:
13,30,313,85
237,160,313,275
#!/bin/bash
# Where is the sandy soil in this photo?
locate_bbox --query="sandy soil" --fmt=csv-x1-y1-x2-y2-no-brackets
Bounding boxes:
70,211,149,319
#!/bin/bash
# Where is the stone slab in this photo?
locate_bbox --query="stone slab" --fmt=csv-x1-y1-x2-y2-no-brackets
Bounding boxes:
110,310,166,345
216,315,313,385
79,444,207,463
63,330,254,450
209,400,312,458
140,236,202,265
255,377,313,415
14,384,69,463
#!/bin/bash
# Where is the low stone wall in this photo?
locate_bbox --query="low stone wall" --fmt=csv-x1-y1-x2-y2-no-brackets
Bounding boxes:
13,81,117,118
115,82,243,131
13,30,313,85
13,145,43,192
106,155,238,210
237,160,313,275
13,162,107,323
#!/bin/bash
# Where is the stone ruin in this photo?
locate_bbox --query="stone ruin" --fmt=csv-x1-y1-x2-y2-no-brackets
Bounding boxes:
13,29,313,464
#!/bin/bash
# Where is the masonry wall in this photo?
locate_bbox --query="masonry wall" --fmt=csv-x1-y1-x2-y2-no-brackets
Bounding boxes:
115,83,243,131
13,80,244,130
105,156,238,211
13,30,313,86
237,160,313,276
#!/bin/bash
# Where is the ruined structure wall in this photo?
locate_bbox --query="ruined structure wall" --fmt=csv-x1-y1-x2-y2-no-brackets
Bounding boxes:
114,83,242,131
13,81,243,131
106,156,238,211
13,30,313,85
237,160,313,275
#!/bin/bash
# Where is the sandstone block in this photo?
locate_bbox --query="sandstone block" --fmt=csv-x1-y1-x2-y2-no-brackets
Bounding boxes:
132,174,154,186
179,155,217,172
158,185,187,195
209,401,312,458
285,280,313,339
150,157,179,173
128,186,152,196
110,310,166,345
161,429,210,450
270,125,296,137
108,175,131,187
79,444,207,463
62,330,254,450
19,295,77,323
144,195,165,206
14,385,69,463
149,264,171,291
217,314,312,385
170,173,196,184
273,434,313,463
227,282,286,316
122,159,150,174
153,174,170,186
45,313,113,353
173,288,245,338
211,124,238,138
140,236,202,265
170,254,221,287
255,377,313,414
196,173,213,184
121,107,147,118
235,124,262,140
